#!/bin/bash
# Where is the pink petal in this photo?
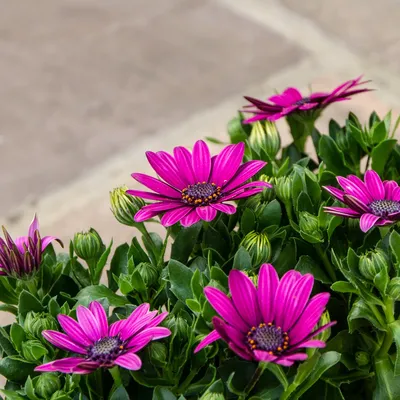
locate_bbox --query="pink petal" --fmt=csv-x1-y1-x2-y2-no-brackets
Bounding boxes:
134,201,183,222
204,287,248,332
359,213,381,232
229,342,253,361
384,181,398,200
196,206,217,222
76,305,102,342
109,320,125,337
173,146,196,185
258,264,279,324
89,301,109,339
269,87,302,105
289,339,326,351
131,173,180,198
42,331,87,354
343,195,370,213
229,270,260,327
392,187,400,202
210,143,245,187
126,189,172,202
322,186,345,202
145,311,169,329
323,206,360,218
127,327,171,350
41,236,62,250
274,358,294,367
212,318,246,350
211,203,236,214
194,330,221,353
160,207,192,226
28,214,39,238
276,353,308,366
35,357,85,373
192,140,211,182
223,160,267,192
364,170,385,200
120,311,157,341
337,176,372,204
118,303,150,338
300,321,337,343
114,352,142,370
299,103,318,110
57,315,92,347
289,293,330,344
253,350,278,363
181,209,201,227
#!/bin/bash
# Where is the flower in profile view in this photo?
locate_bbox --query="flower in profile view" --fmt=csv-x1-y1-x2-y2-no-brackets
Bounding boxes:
128,140,271,227
323,170,400,232
243,76,371,123
195,264,335,366
0,215,62,278
35,301,171,374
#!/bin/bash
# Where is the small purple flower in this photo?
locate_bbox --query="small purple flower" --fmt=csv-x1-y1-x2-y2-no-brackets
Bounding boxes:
35,301,171,374
194,264,335,366
128,140,271,227
324,170,400,232
0,215,62,278
243,76,371,123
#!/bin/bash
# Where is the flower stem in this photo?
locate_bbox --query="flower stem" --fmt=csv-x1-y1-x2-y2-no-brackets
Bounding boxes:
239,363,267,400
377,298,395,358
109,366,122,387
315,245,337,282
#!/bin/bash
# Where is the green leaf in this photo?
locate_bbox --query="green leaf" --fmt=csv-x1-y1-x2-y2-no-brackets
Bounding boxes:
372,119,388,144
0,327,17,356
0,304,17,315
110,386,130,400
241,208,256,235
373,356,400,400
327,215,343,240
348,299,386,332
152,387,177,400
227,113,250,143
10,323,25,352
0,278,18,305
186,299,201,313
295,255,331,283
390,230,400,266
318,135,352,176
264,363,288,391
304,168,321,206
186,364,217,396
259,200,281,229
171,222,202,264
347,122,368,152
191,269,204,301
131,270,147,294
331,281,359,294
296,192,314,214
71,259,91,288
168,260,193,302
233,247,252,271
210,266,228,288
108,243,129,292
75,285,129,307
0,390,25,400
18,290,43,319
25,376,40,400
0,357,35,382
93,240,113,284
371,139,397,175
390,320,400,376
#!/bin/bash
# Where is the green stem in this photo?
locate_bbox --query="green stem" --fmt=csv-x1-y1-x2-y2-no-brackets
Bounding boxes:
365,154,371,173
157,228,170,268
284,202,294,222
369,304,387,329
315,245,337,282
377,298,395,358
109,366,122,388
238,363,267,400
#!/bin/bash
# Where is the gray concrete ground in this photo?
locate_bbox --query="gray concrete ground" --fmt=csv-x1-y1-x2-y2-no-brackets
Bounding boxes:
1,0,400,361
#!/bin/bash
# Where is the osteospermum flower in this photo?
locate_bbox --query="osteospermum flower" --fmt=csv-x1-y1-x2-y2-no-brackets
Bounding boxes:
194,264,335,366
127,140,271,227
243,76,371,123
0,215,62,278
35,301,170,374
324,170,400,232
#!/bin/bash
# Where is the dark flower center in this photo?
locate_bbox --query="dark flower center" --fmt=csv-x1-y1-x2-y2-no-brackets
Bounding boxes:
369,200,400,217
247,323,289,354
87,336,125,365
181,182,221,206
294,97,311,106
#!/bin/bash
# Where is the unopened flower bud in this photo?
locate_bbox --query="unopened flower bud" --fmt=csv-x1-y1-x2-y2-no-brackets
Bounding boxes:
165,315,189,342
149,342,168,367
299,212,323,241
314,311,332,343
387,277,400,300
73,229,103,261
259,175,276,203
249,121,280,159
21,339,48,361
110,186,146,227
200,393,225,400
240,231,271,266
275,176,292,204
355,351,370,367
24,312,58,342
35,373,61,399
136,262,158,287
359,249,388,281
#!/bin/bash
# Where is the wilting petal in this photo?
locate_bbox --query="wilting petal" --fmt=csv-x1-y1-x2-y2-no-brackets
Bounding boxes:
195,330,222,353
57,315,92,347
42,331,87,354
192,140,211,182
131,173,180,198
160,207,192,226
258,264,279,324
89,301,109,339
196,206,217,222
35,357,84,373
114,352,142,370
181,209,201,227
229,270,260,327
76,305,102,342
323,206,360,218
365,170,385,200
322,186,345,202
360,213,381,232
223,160,267,192
211,203,236,214
204,287,248,332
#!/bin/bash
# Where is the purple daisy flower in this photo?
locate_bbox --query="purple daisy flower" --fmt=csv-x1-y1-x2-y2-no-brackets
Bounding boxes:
323,170,400,233
35,301,171,374
127,140,271,227
194,264,335,366
243,76,371,123
0,214,62,278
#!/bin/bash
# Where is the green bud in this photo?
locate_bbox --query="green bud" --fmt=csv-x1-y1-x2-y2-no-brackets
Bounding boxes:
73,228,103,261
355,351,370,367
21,339,48,361
259,175,276,203
248,121,280,159
314,311,331,343
240,231,271,266
387,277,400,300
149,341,168,367
36,373,61,399
165,315,189,342
359,249,388,281
24,312,58,342
135,262,159,287
110,185,146,227
299,212,323,241
275,176,292,204
200,393,225,400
